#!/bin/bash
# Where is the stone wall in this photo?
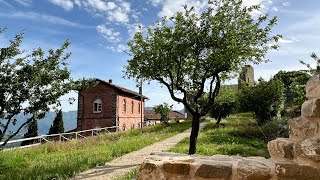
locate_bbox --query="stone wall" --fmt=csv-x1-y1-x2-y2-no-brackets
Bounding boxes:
137,75,320,180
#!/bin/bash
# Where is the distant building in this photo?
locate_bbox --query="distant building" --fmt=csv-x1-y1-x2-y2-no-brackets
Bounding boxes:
144,110,185,122
238,65,255,89
77,79,148,131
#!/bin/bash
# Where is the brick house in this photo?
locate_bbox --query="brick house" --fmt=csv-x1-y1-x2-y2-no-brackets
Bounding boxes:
77,79,148,131
144,110,186,122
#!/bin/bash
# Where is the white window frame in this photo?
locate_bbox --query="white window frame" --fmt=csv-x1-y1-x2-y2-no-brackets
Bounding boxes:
93,98,102,113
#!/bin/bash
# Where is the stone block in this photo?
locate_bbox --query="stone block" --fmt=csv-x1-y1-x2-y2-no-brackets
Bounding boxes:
268,138,295,160
163,161,190,175
237,160,272,180
301,137,320,162
275,161,320,180
195,161,233,179
288,116,318,139
137,161,165,180
301,99,320,117
306,75,320,99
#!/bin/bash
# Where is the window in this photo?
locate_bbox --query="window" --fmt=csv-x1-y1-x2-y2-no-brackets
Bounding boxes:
93,99,102,113
138,102,141,114
123,99,126,113
131,101,134,114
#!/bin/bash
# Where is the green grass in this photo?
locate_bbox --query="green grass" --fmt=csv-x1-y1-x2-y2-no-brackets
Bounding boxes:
170,114,288,158
0,121,191,180
115,166,140,180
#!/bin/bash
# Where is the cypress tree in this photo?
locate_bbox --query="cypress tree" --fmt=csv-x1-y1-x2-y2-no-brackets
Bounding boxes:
48,110,64,134
21,116,38,146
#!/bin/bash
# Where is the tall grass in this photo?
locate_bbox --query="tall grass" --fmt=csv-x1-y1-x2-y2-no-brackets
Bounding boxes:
170,114,288,158
0,121,191,180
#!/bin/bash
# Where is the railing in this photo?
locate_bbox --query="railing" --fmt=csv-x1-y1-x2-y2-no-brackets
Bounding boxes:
0,120,158,150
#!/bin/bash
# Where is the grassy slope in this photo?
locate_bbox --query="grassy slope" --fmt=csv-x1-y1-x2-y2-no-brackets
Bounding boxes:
170,113,274,158
0,121,191,180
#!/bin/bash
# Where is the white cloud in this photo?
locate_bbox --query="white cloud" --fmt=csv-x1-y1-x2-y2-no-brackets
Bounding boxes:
48,0,74,11
96,24,121,43
0,11,90,28
48,0,132,24
272,7,278,12
278,38,295,44
14,0,32,6
0,0,13,8
150,0,273,18
282,2,290,7
106,43,128,53
126,23,143,39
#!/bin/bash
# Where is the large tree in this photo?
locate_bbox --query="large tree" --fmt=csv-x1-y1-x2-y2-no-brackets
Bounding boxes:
125,0,280,154
0,29,91,149
48,110,64,134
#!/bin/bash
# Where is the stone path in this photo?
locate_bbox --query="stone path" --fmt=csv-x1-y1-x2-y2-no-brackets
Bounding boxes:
73,120,210,180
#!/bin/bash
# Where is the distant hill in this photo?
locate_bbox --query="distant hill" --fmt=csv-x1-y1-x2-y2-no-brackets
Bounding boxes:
3,111,77,136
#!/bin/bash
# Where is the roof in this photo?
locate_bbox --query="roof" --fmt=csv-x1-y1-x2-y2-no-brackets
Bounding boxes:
96,78,149,99
144,110,185,120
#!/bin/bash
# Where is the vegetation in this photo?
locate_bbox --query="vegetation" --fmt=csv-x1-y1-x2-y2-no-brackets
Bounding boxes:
299,52,320,75
274,70,310,116
48,110,64,134
154,102,173,123
238,78,285,125
21,115,38,146
170,113,288,158
211,85,238,125
116,166,140,180
125,0,280,154
0,28,91,148
0,121,191,180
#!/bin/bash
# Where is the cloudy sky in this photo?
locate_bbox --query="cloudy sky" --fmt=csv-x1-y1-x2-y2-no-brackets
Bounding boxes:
0,0,319,111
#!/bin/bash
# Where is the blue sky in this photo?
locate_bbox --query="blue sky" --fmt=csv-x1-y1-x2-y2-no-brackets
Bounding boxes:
0,0,319,111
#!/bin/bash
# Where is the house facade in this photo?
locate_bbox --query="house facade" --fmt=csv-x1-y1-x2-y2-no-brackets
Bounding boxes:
77,79,148,131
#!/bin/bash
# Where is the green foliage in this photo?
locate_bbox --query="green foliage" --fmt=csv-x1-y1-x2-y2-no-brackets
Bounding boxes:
125,0,280,117
48,110,64,134
0,121,192,180
274,70,310,116
21,116,38,146
0,29,93,148
154,102,173,123
239,78,285,124
210,86,238,124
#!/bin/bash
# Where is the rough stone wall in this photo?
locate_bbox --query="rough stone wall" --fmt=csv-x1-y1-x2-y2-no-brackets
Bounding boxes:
238,65,255,89
138,74,320,180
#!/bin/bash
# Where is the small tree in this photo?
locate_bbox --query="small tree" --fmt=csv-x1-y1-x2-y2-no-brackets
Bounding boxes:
21,115,38,146
0,28,92,149
239,78,284,124
274,70,310,116
211,86,238,125
48,110,64,134
125,0,280,154
154,103,173,123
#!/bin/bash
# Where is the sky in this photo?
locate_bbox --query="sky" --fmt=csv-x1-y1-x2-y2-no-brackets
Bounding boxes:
0,0,319,111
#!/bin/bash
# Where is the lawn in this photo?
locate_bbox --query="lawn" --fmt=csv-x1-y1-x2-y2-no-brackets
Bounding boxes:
0,121,192,180
170,113,288,158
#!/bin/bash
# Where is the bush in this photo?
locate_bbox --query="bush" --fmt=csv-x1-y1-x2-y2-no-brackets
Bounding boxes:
239,78,285,125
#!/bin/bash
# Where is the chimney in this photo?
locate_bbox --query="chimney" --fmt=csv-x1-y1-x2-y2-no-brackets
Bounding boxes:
139,86,142,95
108,79,113,83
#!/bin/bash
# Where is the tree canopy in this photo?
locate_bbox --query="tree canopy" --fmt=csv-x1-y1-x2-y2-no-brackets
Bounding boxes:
0,28,92,149
125,0,280,154
48,110,64,134
154,102,173,123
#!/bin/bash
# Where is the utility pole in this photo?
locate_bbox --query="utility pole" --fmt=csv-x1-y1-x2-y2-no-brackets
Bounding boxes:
139,79,143,129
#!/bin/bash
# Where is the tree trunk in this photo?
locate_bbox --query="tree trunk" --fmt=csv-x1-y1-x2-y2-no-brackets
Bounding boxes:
189,113,200,155
216,117,222,125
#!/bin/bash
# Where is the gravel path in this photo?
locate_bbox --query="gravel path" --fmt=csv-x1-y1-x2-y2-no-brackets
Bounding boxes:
73,121,210,180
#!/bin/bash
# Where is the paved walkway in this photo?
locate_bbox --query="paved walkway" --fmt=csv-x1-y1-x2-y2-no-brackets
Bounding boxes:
73,121,210,180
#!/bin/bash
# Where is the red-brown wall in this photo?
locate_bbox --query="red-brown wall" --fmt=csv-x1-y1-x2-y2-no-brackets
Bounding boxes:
77,81,145,132
77,83,117,131
118,95,144,131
